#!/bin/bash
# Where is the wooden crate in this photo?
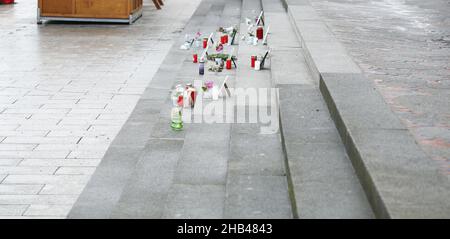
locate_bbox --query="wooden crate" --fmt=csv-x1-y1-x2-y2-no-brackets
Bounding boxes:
37,0,143,24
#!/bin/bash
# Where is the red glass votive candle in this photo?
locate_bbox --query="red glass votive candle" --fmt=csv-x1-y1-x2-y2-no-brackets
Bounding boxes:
226,59,232,70
203,38,208,49
251,56,257,68
193,54,198,63
256,26,264,40
224,34,229,44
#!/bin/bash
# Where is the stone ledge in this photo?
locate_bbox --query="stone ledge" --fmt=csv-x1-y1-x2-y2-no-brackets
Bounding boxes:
286,0,450,218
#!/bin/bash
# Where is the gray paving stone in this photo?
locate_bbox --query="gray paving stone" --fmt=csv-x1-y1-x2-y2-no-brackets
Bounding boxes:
23,204,73,217
141,87,171,101
287,6,362,80
149,67,181,90
279,85,335,129
320,73,407,131
295,179,374,219
126,99,164,123
229,127,285,176
110,139,183,218
0,205,29,216
0,195,78,205
109,121,156,148
163,184,225,219
286,143,359,181
0,185,43,195
150,118,187,140
224,174,292,218
67,146,144,219
264,13,302,49
261,0,286,13
346,128,450,218
283,0,310,6
271,50,313,85
174,124,230,185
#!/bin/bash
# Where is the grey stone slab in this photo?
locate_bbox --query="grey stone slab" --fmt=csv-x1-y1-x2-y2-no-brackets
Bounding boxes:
111,121,156,148
281,127,342,145
110,193,168,219
287,6,362,77
319,71,450,218
288,5,320,20
161,49,191,67
174,124,231,185
68,146,144,219
141,87,171,101
261,0,286,13
163,184,225,219
231,123,268,135
127,99,164,123
263,9,302,49
222,0,242,17
320,73,407,131
271,50,313,85
191,1,213,17
150,118,187,140
242,0,262,16
306,42,361,74
176,62,201,79
294,20,336,43
284,0,311,6
110,139,183,219
224,174,292,219
295,179,374,219
149,67,180,89
229,128,285,176
345,128,450,218
279,85,335,129
286,143,358,182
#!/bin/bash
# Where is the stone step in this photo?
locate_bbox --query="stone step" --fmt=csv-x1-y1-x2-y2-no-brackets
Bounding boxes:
110,0,241,219
263,0,374,218
67,0,232,219
222,0,292,219
285,0,450,218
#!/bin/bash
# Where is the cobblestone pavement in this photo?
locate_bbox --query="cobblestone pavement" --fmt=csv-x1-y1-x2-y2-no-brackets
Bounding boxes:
310,0,450,175
0,0,200,218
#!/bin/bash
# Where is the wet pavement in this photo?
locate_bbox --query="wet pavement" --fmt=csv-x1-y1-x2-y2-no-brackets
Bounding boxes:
0,0,201,218
310,0,450,175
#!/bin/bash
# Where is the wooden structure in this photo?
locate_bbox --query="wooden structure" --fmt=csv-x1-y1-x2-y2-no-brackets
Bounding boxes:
37,0,155,24
152,0,164,9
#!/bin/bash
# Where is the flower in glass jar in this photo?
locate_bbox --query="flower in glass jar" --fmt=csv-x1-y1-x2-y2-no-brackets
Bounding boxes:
205,81,214,89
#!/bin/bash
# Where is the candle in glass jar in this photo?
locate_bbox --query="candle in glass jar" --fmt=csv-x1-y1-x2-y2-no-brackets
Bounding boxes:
251,56,257,68
226,59,232,70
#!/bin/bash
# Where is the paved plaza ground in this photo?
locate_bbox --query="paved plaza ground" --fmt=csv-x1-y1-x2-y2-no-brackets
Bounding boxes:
0,0,201,218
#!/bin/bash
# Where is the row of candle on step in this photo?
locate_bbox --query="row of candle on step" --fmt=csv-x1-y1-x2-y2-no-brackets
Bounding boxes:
192,55,233,72
200,34,229,49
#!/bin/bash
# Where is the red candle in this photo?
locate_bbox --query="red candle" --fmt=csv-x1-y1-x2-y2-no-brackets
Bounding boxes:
224,34,229,44
193,54,198,63
203,38,208,49
251,56,257,68
220,35,226,44
256,27,264,40
226,59,232,70
177,95,183,107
